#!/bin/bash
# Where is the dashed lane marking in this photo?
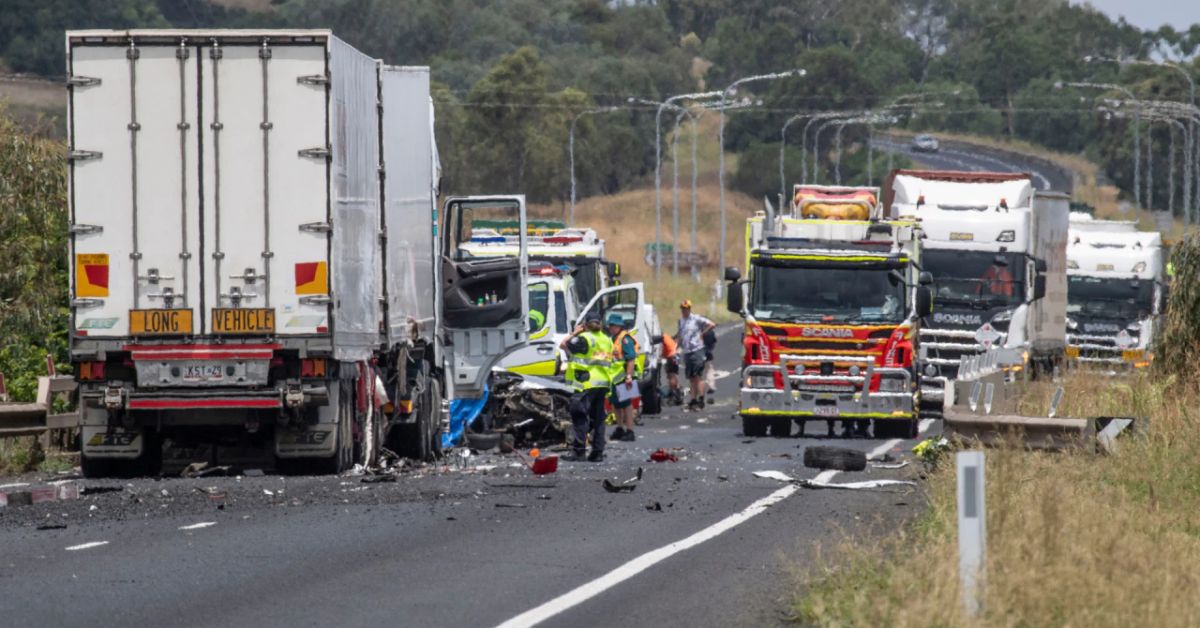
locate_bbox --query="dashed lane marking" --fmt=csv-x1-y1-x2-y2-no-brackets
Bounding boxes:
179,522,217,531
65,541,109,551
495,418,934,627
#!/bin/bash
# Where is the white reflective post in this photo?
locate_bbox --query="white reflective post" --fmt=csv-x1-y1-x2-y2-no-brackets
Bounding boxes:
957,451,986,617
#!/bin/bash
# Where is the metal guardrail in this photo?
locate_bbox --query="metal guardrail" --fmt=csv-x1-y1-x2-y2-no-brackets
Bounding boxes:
0,376,78,438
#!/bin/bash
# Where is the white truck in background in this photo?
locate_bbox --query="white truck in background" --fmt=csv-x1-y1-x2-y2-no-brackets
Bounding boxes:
67,30,527,476
1065,214,1164,370
885,170,1068,416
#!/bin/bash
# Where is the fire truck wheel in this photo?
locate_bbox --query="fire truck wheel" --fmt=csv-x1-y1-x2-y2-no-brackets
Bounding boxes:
741,415,768,437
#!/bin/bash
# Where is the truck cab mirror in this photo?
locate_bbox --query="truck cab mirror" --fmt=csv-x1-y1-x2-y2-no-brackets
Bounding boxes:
724,266,741,282
916,286,934,318
606,261,621,278
1034,257,1047,273
727,282,745,314
918,271,934,286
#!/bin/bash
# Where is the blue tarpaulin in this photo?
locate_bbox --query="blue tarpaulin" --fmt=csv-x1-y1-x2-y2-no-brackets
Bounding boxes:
442,384,489,449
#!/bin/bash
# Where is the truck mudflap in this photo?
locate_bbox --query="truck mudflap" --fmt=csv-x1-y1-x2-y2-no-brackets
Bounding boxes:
739,358,915,420
80,424,144,459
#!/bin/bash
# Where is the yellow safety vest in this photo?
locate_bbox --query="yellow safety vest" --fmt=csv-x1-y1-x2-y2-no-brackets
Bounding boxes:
566,331,615,391
610,330,643,381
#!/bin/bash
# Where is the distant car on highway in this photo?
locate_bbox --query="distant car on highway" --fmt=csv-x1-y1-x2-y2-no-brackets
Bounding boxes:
911,134,940,153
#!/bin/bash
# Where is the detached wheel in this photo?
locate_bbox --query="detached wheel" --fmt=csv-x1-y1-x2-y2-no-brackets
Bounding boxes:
742,414,768,437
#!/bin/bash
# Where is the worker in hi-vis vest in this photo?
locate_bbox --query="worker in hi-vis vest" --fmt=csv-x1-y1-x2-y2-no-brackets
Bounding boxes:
561,312,614,462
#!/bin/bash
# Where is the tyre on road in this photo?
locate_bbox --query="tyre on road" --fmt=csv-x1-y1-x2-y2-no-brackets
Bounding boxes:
768,417,791,437
874,418,918,439
802,445,867,471
742,414,768,437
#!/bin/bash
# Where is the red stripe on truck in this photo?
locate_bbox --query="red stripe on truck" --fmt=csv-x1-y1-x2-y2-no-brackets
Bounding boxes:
128,398,281,410
123,343,280,361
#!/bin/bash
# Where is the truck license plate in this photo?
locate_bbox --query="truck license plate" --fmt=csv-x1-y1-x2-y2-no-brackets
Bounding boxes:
212,308,275,335
814,405,839,417
182,364,224,381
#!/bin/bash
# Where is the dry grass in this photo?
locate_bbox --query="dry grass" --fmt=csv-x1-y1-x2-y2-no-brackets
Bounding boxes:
795,372,1200,626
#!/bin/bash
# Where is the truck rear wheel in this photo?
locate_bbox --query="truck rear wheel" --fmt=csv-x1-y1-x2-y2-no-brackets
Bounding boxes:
80,429,162,478
742,414,768,437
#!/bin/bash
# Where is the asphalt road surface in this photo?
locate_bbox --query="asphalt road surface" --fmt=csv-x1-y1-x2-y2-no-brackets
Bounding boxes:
874,136,1075,194
0,326,935,627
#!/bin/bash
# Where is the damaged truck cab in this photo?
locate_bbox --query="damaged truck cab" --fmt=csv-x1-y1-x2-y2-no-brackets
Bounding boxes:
725,186,932,440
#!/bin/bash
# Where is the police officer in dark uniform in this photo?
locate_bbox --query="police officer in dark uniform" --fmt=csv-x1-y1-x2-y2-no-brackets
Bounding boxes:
560,313,614,462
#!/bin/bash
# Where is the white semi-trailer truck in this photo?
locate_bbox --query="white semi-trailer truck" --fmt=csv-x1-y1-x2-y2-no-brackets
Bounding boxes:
1065,214,1164,371
886,170,1068,416
67,30,527,476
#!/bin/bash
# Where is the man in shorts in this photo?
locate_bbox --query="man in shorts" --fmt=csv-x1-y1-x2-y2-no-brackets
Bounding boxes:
661,334,684,405
675,299,715,410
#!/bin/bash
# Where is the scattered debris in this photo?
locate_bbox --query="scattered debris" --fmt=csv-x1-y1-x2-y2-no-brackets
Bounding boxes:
466,432,503,452
649,448,678,463
263,489,275,496
494,502,527,509
753,470,795,482
717,475,730,482
81,486,122,496
36,523,68,530
645,501,663,512
912,437,951,465
537,494,552,501
802,446,867,472
181,462,231,478
243,468,265,477
798,479,916,491
603,467,644,493
361,474,398,484
870,461,910,470
484,481,558,489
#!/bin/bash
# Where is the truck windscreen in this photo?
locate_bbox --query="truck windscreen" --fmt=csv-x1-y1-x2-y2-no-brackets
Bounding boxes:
923,249,1026,307
1068,276,1153,319
751,266,906,323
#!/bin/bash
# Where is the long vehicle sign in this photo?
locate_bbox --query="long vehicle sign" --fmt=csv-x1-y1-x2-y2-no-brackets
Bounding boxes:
211,309,276,335
129,309,193,336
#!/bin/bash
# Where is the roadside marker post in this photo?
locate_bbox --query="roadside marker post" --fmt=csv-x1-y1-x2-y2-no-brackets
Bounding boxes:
957,450,986,617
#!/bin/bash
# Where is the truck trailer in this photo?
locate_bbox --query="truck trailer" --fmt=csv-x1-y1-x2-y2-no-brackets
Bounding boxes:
66,30,527,476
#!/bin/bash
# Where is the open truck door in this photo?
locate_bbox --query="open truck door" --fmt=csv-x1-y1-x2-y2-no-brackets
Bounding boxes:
442,196,529,398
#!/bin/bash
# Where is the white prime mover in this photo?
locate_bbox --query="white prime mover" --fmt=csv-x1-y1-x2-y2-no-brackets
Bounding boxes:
886,170,1068,414
1065,214,1164,370
67,30,527,476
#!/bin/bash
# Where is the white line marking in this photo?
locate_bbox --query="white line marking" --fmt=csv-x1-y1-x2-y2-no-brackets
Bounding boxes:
0,483,30,490
65,541,109,551
496,418,936,627
178,521,217,531
711,369,734,381
495,484,799,628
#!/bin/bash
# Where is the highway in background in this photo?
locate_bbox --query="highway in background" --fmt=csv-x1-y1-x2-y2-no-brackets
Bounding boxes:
873,136,1076,194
